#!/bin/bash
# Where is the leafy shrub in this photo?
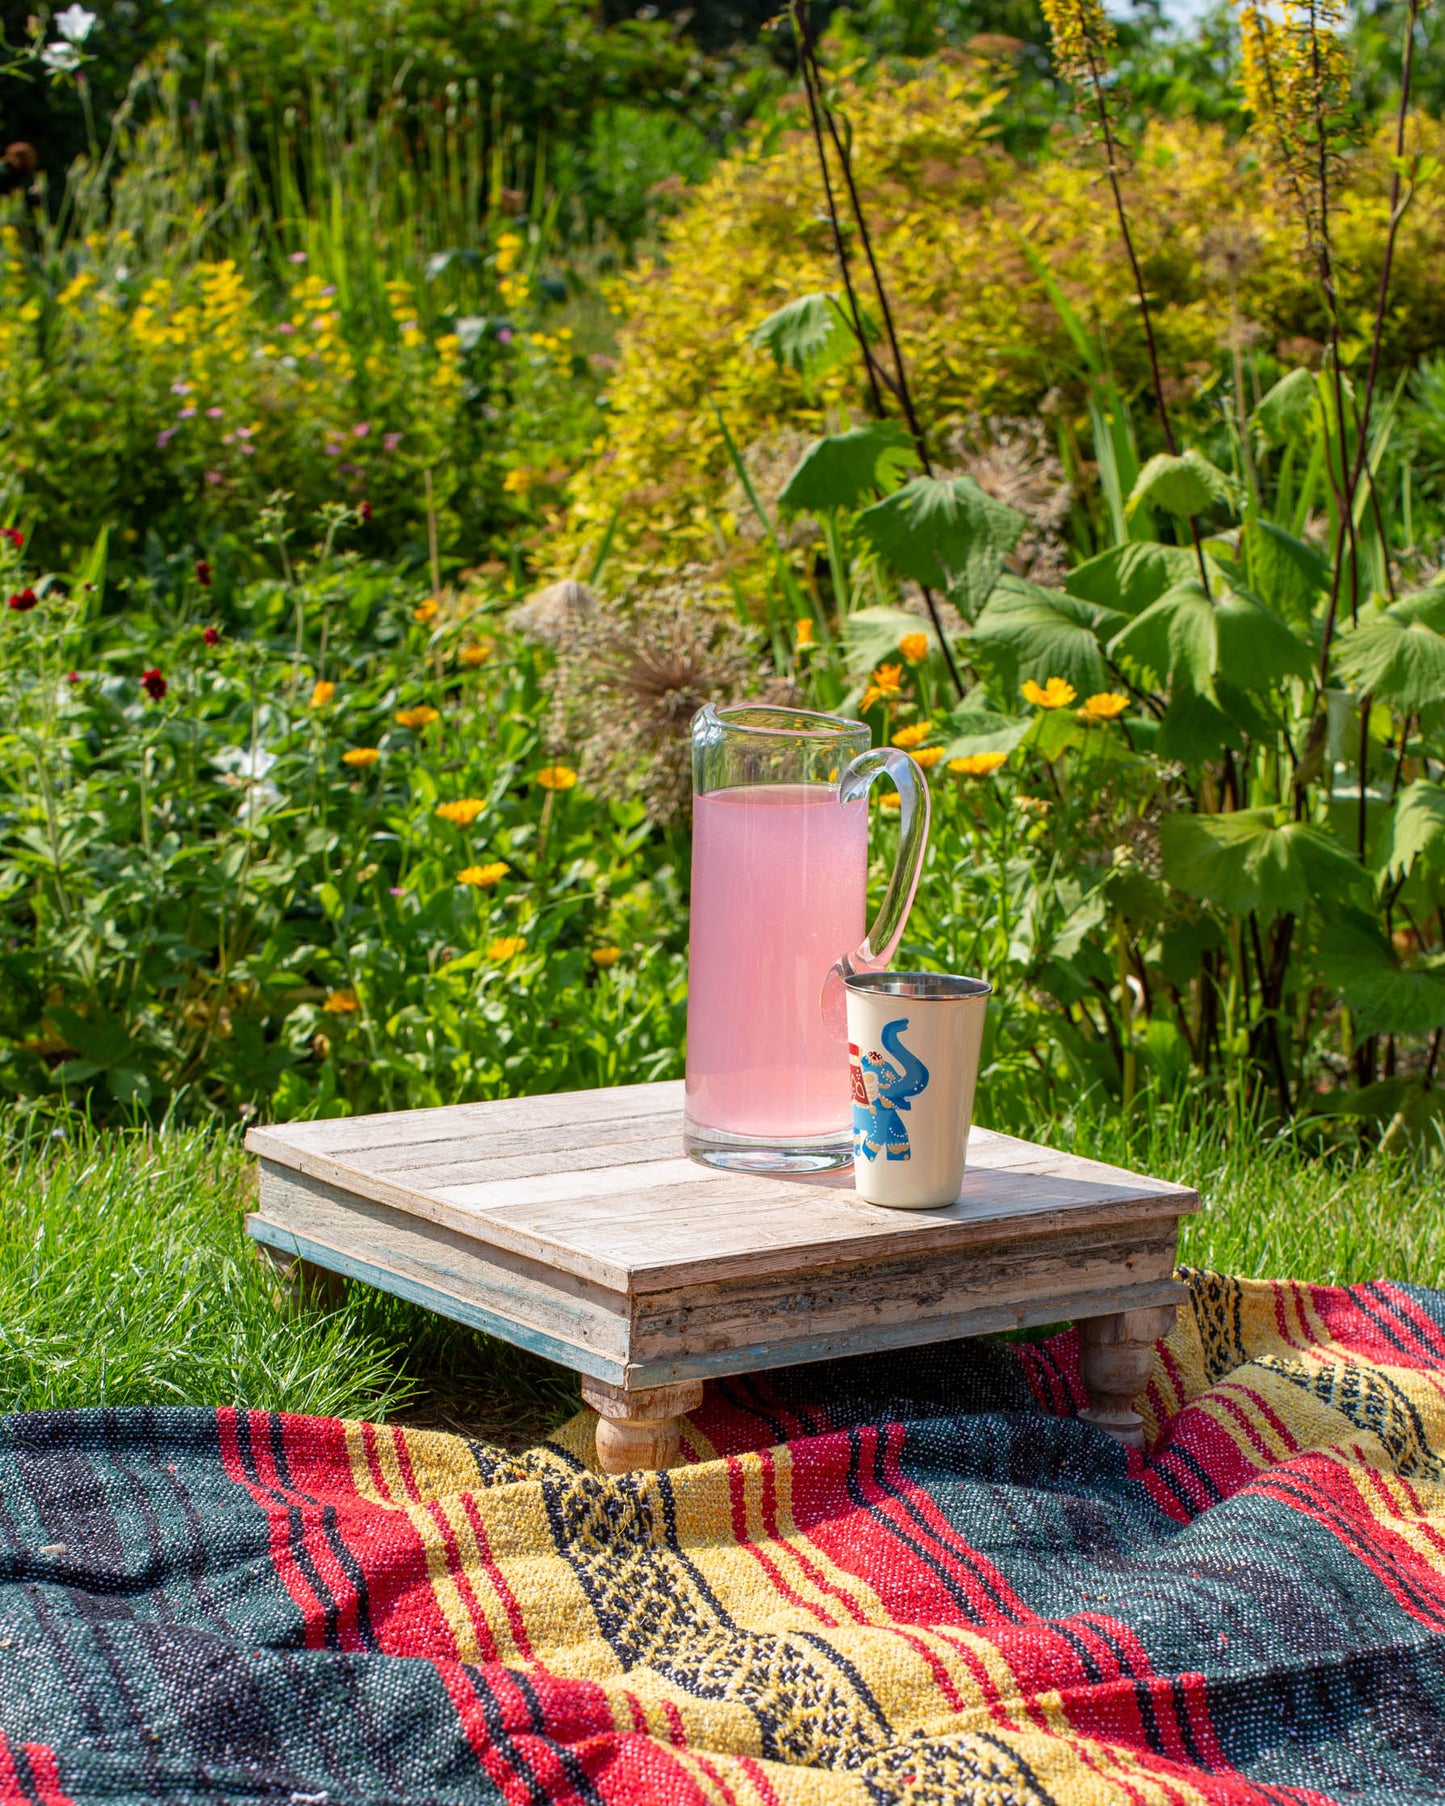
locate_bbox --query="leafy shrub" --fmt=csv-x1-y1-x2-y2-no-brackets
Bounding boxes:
552,56,1445,582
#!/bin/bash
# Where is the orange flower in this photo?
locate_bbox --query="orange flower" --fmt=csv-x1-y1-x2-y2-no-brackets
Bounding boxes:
459,861,509,887
322,989,359,1014
899,630,929,664
395,705,440,729
891,722,933,750
536,765,578,791
590,946,621,968
436,798,487,827
1021,676,1076,710
412,597,440,624
878,792,902,811
457,641,494,667
342,747,380,767
795,618,815,649
912,746,944,769
949,751,1009,777
309,679,335,708
488,935,528,961
861,663,905,711
1080,691,1130,721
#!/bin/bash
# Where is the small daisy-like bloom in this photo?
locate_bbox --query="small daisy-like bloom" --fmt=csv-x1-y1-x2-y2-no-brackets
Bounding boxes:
861,662,905,710
899,630,929,664
891,722,933,750
913,746,945,769
7,588,37,612
395,705,440,729
488,934,528,961
342,747,380,767
878,791,902,811
309,680,335,708
141,668,167,700
795,618,815,649
459,860,509,887
1021,676,1076,710
950,751,1009,777
322,989,359,1014
412,597,439,624
203,626,220,646
1079,691,1129,722
2,528,22,549
436,798,487,827
457,641,493,667
536,765,578,791
590,946,621,968
195,559,212,588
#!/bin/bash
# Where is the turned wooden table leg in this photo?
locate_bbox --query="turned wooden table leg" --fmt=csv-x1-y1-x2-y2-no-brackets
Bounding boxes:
1078,1305,1179,1448
580,1377,704,1475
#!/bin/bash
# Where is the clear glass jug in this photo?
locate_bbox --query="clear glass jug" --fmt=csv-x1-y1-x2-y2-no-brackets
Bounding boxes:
684,703,930,1172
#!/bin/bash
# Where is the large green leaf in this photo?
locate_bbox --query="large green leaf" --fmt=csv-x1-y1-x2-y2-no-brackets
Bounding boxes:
1317,913,1445,1036
940,706,1031,758
1064,542,1205,619
1242,518,1329,629
777,423,920,515
1252,368,1318,448
1110,581,1313,698
858,475,1025,619
1160,808,1363,918
1127,450,1236,520
969,577,1122,701
1333,588,1445,712
1378,780,1445,884
750,294,856,387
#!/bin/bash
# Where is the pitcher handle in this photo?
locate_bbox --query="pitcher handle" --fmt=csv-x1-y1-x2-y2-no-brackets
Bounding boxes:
821,748,931,1039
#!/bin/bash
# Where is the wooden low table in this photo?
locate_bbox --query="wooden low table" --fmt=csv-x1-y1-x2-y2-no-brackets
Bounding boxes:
245,1080,1200,1471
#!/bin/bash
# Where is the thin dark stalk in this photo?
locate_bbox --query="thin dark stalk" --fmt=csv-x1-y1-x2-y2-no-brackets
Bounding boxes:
1356,692,1372,861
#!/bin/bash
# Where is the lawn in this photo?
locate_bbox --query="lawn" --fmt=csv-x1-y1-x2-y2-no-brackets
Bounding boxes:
6,1097,1438,1449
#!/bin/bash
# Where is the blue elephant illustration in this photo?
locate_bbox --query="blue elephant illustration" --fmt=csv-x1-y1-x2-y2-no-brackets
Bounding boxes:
849,1017,930,1163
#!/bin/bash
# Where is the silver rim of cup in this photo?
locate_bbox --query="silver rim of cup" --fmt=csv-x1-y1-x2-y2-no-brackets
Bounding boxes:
843,971,991,1002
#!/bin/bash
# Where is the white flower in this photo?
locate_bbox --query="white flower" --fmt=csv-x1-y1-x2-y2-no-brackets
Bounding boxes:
40,40,81,71
53,5,97,42
214,744,282,818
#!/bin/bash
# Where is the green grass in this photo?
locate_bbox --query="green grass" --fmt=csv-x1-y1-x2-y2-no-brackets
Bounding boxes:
0,1099,1440,1445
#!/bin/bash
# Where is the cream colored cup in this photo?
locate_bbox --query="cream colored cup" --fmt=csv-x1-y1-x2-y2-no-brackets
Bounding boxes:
844,972,991,1208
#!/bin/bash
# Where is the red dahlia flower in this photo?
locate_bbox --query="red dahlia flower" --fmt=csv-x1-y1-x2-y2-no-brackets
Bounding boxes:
359,501,373,523
2,528,22,549
141,669,168,700
202,626,220,646
7,588,37,611
195,559,212,588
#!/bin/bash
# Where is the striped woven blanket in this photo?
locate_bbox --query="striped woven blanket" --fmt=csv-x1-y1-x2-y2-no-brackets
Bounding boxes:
0,1269,1442,1804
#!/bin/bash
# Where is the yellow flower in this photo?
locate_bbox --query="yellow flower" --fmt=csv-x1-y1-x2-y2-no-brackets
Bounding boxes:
322,989,359,1014
891,722,933,750
861,663,906,711
502,466,542,495
913,746,945,769
459,861,509,887
795,618,815,649
457,641,494,667
1021,676,1077,710
395,705,441,729
488,934,528,961
309,680,335,708
436,798,487,827
879,792,902,811
342,747,380,767
949,751,1009,777
1079,691,1130,722
899,630,930,664
412,598,440,624
590,946,621,968
536,765,578,791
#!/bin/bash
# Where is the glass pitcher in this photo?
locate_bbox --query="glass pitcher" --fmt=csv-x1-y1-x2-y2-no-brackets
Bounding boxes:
685,703,930,1172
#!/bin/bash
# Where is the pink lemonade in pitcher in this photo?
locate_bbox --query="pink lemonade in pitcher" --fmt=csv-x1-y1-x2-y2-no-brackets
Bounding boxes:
686,785,868,1142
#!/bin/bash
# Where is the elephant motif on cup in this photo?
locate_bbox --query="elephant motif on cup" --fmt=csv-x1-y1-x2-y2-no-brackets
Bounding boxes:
849,1017,930,1163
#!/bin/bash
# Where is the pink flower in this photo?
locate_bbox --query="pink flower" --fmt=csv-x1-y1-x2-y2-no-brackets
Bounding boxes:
204,470,222,486
66,671,80,683
352,422,371,439
177,407,196,421
383,432,402,453
287,251,308,263
205,407,224,419
156,428,176,448
276,322,296,336
496,326,514,344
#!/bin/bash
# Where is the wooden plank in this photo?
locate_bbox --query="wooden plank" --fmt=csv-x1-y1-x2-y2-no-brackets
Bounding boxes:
251,1167,631,1378
623,1278,1187,1387
630,1221,1182,1365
